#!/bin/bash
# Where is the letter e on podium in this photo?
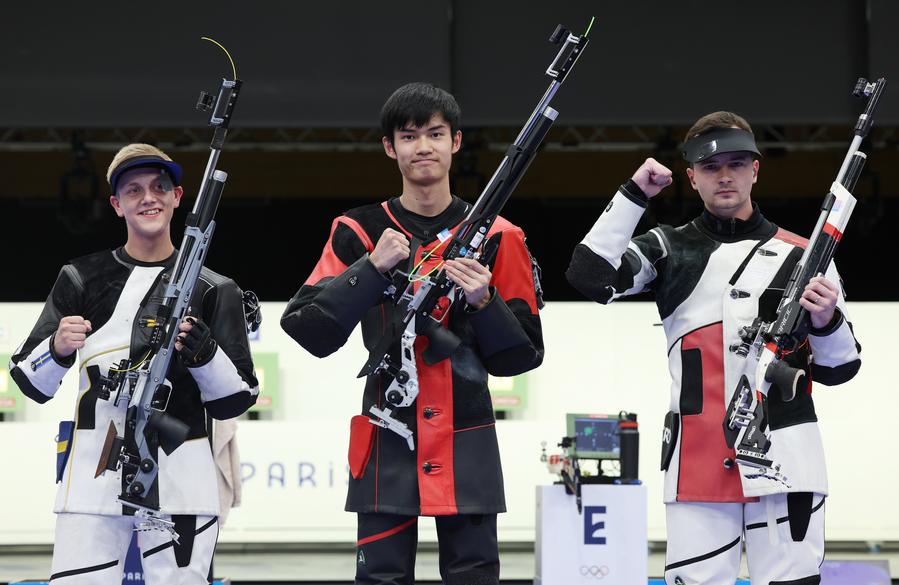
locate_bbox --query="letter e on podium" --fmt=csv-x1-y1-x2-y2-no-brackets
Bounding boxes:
535,484,648,584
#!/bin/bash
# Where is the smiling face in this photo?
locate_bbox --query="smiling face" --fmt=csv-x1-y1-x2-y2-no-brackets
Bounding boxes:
382,114,461,189
686,151,759,220
109,167,183,244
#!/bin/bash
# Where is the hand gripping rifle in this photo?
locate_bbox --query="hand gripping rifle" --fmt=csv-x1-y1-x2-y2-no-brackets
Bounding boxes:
95,39,242,537
724,77,886,485
358,20,593,450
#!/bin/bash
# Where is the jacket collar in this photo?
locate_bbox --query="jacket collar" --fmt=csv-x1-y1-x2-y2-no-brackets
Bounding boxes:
694,202,776,243
115,246,177,268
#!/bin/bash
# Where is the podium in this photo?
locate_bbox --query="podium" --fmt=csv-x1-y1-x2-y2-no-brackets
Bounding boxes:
536,484,648,585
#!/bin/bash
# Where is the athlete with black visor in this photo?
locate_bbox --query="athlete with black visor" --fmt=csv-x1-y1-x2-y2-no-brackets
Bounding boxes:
567,112,861,585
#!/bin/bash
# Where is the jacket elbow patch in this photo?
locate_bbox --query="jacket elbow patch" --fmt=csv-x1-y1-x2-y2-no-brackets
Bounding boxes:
11,337,69,401
566,244,623,303
204,391,257,419
281,306,350,358
810,359,861,386
10,366,54,404
313,257,390,331
485,345,544,377
468,294,532,358
474,298,543,376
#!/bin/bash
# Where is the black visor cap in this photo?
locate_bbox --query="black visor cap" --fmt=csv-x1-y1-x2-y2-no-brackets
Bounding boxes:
682,128,761,163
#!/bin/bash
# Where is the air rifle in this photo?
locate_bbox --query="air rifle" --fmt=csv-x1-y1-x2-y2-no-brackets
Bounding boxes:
724,77,886,484
359,20,594,450
95,39,242,536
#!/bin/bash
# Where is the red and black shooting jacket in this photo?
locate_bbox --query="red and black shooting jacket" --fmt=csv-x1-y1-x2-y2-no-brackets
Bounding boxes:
280,196,544,516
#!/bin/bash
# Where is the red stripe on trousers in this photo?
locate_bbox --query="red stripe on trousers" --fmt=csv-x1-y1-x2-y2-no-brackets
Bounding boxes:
357,518,417,546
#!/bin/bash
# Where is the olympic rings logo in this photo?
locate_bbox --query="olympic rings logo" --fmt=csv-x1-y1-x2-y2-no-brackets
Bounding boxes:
579,565,610,578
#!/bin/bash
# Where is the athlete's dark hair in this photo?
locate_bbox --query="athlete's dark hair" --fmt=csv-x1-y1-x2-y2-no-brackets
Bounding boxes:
380,82,461,145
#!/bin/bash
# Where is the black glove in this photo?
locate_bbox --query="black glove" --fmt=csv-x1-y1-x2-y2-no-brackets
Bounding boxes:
178,317,218,367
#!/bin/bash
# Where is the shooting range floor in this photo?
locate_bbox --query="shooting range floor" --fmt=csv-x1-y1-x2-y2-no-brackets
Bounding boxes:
1,544,898,584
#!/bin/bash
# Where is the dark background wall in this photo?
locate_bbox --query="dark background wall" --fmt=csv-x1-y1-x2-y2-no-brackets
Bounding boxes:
3,1,898,125
1,1,897,302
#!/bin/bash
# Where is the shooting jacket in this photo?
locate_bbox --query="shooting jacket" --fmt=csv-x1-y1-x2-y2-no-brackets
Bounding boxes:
567,181,861,502
281,196,544,515
10,248,258,516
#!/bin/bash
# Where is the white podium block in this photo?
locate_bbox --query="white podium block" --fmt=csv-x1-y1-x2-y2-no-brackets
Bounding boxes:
535,484,648,585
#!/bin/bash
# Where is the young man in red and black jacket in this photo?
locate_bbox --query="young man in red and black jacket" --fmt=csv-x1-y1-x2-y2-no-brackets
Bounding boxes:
281,82,544,585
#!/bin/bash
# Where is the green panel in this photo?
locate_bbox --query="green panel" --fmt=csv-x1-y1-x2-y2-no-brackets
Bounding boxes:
489,373,527,412
0,353,23,413
249,352,280,412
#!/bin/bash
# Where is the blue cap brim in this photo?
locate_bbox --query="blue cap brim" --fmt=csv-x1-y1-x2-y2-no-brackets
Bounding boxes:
109,155,183,194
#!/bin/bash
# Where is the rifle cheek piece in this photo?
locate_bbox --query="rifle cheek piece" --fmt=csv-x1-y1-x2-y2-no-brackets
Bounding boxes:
682,128,761,163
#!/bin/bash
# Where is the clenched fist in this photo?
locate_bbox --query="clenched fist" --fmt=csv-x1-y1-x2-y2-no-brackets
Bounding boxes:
53,316,92,358
631,158,673,198
369,228,411,273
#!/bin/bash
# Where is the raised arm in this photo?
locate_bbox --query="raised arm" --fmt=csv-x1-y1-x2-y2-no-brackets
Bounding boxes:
567,158,673,303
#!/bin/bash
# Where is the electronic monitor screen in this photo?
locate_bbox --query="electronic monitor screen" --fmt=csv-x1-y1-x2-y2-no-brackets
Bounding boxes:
566,413,620,460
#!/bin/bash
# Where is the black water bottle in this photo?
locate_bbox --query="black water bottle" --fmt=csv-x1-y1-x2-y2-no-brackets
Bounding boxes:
619,412,639,482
